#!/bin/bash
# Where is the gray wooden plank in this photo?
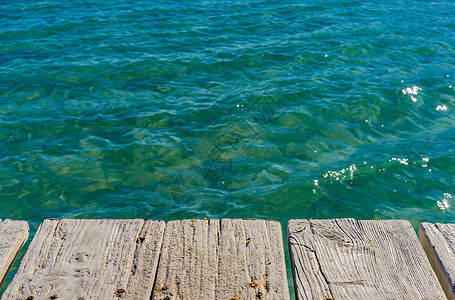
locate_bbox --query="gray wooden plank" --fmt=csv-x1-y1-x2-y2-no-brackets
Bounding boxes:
126,219,166,300
152,219,289,300
289,218,446,300
419,222,455,300
2,219,165,300
287,219,332,300
0,220,29,288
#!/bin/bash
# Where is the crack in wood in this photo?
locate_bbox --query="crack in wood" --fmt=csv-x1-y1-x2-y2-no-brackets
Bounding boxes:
309,220,335,299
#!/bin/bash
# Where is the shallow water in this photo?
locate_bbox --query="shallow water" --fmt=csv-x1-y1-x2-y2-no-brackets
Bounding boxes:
1,0,455,295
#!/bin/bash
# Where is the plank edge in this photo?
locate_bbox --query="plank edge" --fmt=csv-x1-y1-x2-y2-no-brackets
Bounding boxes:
419,223,455,300
0,220,29,290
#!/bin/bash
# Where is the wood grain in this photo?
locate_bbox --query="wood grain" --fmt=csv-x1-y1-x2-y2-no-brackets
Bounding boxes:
152,219,289,300
289,218,446,300
0,220,29,288
419,222,455,300
287,219,332,300
2,219,165,300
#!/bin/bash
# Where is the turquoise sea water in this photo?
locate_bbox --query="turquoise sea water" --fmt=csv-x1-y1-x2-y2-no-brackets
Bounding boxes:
1,0,455,295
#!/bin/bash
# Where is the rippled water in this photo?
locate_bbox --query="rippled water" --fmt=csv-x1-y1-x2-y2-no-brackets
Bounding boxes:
1,0,455,295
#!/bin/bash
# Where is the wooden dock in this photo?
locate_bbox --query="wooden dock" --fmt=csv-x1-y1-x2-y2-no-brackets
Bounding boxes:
0,218,454,299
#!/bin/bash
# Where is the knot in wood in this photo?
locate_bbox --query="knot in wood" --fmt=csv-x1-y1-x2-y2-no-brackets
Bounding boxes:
116,288,126,296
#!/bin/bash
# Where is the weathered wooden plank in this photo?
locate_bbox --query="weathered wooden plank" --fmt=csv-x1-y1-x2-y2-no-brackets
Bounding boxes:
287,219,331,300
289,219,446,300
2,219,165,300
126,219,166,300
152,219,289,300
419,223,455,300
0,220,29,288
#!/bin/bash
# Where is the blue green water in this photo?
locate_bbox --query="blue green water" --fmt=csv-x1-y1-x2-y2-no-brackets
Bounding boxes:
1,0,455,295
